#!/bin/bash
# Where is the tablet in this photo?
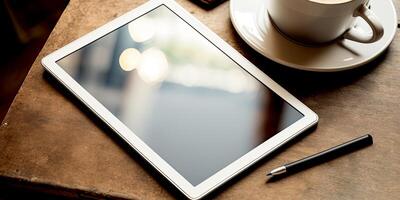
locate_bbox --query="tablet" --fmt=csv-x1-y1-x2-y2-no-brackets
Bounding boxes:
41,0,318,199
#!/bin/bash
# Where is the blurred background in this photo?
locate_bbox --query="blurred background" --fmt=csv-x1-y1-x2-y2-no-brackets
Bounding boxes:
0,0,69,122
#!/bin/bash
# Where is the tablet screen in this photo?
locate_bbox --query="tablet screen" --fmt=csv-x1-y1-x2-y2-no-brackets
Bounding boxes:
57,5,303,186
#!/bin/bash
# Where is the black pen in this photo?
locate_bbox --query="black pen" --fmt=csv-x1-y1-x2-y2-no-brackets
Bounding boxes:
267,134,373,178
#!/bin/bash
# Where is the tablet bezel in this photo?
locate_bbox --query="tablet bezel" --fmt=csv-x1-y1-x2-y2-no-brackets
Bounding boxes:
41,0,318,199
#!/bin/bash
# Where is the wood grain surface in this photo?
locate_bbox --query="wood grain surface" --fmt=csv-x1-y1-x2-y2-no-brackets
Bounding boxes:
0,0,399,199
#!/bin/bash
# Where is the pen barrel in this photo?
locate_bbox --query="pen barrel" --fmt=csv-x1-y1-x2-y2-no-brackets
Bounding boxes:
285,134,373,174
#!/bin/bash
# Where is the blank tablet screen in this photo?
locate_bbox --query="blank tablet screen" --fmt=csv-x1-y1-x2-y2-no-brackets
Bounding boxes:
56,5,303,186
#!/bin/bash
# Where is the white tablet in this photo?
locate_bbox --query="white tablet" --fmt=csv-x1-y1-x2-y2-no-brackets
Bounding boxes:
41,0,318,199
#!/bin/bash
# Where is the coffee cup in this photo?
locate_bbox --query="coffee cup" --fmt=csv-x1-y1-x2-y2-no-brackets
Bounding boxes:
267,0,384,44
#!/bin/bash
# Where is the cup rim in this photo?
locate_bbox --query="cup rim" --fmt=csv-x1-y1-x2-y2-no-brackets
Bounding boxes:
307,0,354,6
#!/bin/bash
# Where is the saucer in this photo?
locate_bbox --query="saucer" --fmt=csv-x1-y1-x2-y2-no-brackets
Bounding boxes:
230,0,397,72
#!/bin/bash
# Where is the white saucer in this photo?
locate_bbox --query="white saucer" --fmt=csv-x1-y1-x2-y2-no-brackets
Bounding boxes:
230,0,397,72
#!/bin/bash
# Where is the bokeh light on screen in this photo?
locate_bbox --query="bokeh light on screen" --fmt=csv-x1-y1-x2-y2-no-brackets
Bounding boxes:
167,64,257,94
225,69,249,93
128,18,155,43
119,48,142,71
138,48,169,83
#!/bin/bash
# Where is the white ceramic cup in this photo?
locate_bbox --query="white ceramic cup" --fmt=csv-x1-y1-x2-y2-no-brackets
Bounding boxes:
267,0,384,44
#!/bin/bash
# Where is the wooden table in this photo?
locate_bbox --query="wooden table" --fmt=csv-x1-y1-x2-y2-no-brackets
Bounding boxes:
1,0,399,199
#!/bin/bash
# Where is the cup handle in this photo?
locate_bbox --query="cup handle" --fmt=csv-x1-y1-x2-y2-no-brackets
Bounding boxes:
343,4,384,43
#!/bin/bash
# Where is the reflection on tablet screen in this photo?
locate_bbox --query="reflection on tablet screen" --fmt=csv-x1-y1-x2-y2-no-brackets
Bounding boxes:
57,5,304,186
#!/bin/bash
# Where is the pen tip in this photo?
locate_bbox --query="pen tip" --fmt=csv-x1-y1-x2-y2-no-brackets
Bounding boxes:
266,172,272,177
